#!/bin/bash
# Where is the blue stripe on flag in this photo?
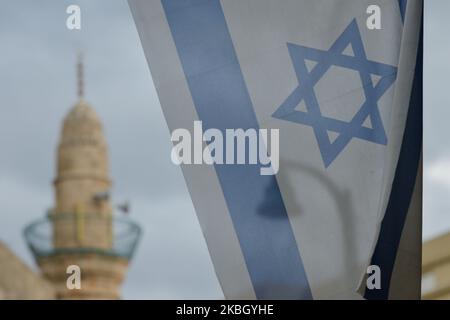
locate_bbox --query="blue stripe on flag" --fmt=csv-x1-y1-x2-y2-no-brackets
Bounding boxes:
364,20,422,300
161,0,312,299
399,0,407,22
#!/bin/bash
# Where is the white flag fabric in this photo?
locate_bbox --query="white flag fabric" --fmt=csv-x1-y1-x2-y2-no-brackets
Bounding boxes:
129,0,422,299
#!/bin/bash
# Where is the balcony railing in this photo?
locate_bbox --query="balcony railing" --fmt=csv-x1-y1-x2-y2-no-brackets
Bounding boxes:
24,213,141,261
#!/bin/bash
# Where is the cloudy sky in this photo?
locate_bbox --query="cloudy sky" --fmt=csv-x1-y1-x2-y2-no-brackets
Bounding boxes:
0,0,222,299
423,0,450,240
0,0,446,299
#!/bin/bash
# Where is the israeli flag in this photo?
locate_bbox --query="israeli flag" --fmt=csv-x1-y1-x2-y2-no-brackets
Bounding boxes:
129,0,422,299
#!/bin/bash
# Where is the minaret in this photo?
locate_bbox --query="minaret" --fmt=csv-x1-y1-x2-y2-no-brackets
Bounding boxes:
52,54,113,251
24,56,141,299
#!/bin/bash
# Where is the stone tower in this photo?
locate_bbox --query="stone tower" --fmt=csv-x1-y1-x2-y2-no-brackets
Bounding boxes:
24,56,141,299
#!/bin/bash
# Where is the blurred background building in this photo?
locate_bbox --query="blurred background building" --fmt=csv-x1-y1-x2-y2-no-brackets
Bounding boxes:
0,241,55,299
0,58,141,299
422,233,450,299
0,1,223,300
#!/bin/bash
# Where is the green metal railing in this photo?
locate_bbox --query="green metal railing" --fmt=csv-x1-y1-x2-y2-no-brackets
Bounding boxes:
24,213,141,261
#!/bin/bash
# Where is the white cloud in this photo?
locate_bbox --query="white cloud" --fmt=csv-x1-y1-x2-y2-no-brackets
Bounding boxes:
426,159,450,189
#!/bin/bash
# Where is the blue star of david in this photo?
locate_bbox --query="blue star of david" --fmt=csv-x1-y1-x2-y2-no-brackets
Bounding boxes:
272,19,397,167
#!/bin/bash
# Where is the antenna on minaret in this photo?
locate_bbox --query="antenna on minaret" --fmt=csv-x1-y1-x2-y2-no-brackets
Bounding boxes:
77,53,84,99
